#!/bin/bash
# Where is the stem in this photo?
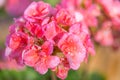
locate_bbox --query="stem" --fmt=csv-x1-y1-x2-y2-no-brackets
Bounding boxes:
51,71,57,80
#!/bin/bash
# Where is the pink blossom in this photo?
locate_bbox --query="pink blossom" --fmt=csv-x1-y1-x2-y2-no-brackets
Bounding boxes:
41,41,53,55
44,21,64,40
9,32,27,50
25,22,44,38
55,9,75,26
22,41,60,74
58,33,86,70
24,1,52,22
83,4,100,27
56,58,70,79
35,55,60,74
5,32,27,65
69,23,89,41
69,23,95,61
95,21,114,46
22,45,40,67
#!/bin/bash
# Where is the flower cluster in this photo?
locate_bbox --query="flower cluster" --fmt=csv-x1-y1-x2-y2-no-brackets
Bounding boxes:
5,1,95,79
59,0,120,48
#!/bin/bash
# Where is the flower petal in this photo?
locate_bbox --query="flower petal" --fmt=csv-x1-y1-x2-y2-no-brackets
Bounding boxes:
22,45,40,67
35,57,48,74
47,56,60,68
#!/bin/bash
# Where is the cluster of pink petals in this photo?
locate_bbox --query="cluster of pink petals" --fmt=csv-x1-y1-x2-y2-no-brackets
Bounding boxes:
60,0,120,47
5,1,95,79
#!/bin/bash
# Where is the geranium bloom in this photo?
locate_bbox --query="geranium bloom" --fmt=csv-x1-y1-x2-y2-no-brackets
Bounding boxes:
58,33,86,70
5,1,94,79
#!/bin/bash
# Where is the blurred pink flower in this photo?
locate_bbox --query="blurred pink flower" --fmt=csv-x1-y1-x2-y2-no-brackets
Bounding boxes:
5,0,32,17
95,21,114,46
60,0,82,11
96,0,120,30
0,59,24,70
0,48,24,70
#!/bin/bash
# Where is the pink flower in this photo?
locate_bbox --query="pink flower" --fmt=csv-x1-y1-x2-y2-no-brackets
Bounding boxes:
40,41,54,55
25,22,44,38
55,9,75,26
95,21,114,46
69,23,95,60
83,4,100,27
22,41,60,74
57,65,69,79
44,21,64,40
56,58,70,79
35,55,60,74
22,45,40,67
24,1,51,22
5,32,27,65
58,33,86,70
9,32,27,50
69,23,89,41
